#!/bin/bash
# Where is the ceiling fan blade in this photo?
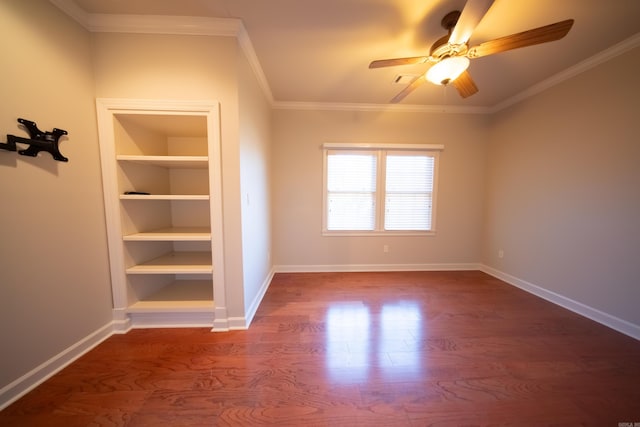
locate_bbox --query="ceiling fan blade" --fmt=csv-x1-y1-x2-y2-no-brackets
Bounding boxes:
452,70,478,98
369,56,429,68
390,75,426,103
449,0,495,45
468,19,574,58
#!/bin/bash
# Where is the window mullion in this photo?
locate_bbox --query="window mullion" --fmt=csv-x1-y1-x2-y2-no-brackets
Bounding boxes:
376,150,386,232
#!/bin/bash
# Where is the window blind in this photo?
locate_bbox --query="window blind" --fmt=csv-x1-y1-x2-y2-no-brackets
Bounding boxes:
326,151,377,230
384,153,434,231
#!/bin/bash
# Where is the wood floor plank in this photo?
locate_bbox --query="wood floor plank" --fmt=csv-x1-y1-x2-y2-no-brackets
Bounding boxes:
1,271,639,425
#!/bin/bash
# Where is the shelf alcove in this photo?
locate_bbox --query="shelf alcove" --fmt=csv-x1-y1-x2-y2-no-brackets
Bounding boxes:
96,99,228,331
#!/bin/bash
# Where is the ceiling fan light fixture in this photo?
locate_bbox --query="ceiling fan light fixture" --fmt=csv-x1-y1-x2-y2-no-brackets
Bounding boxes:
426,56,470,85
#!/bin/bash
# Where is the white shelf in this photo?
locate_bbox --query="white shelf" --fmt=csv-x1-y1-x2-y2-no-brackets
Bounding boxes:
97,100,225,329
117,155,208,169
127,251,212,274
123,227,211,241
120,194,209,201
128,280,214,313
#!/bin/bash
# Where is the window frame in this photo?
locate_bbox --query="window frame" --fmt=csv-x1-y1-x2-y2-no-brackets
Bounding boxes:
322,143,443,236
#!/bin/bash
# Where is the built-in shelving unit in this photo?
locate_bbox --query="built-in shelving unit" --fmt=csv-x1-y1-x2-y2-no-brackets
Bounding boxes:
96,99,227,331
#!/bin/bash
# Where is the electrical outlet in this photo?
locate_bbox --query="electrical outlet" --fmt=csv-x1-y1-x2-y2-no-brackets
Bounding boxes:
383,245,389,253
498,249,504,259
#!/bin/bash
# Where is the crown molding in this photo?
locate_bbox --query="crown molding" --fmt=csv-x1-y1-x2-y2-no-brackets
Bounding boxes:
491,31,640,113
86,14,242,36
49,0,90,26
49,1,639,116
237,25,274,104
49,0,273,104
272,101,490,115
50,0,240,35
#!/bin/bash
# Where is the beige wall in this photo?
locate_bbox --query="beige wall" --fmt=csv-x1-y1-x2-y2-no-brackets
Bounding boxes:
483,46,640,326
272,109,488,268
0,1,112,388
91,32,248,318
238,48,273,316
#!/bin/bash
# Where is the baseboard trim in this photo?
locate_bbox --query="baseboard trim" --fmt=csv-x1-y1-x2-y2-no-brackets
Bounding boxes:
128,312,215,329
274,263,481,273
244,267,275,328
210,268,275,331
111,308,132,333
0,322,115,410
212,306,230,332
480,264,640,341
227,316,250,330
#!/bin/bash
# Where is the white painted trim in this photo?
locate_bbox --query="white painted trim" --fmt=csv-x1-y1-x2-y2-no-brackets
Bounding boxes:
129,312,215,328
323,142,444,151
86,14,240,36
491,32,640,113
49,0,90,25
95,100,128,313
212,307,230,332
214,266,276,331
111,308,132,333
480,264,640,341
244,268,276,327
204,104,228,332
48,2,241,36
237,25,274,104
272,101,490,115
274,263,481,273
227,317,250,330
96,98,221,112
0,322,114,410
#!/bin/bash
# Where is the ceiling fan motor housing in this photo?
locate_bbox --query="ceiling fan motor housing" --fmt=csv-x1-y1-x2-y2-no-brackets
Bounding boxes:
441,10,461,31
430,11,468,59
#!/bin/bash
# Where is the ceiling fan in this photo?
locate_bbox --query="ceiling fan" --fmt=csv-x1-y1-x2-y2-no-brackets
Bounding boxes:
369,0,574,102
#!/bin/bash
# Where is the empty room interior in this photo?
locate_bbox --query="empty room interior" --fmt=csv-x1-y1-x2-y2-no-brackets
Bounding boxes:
1,0,639,424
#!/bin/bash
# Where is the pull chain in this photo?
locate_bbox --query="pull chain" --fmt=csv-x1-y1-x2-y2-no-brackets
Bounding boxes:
442,83,448,112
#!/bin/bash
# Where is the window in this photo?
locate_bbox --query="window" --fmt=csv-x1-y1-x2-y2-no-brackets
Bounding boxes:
323,143,442,235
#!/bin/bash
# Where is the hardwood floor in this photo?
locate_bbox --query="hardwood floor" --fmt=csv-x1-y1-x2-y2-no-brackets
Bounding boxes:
2,271,639,426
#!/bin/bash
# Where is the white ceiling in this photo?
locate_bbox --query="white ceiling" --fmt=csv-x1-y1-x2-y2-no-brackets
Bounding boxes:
62,0,640,109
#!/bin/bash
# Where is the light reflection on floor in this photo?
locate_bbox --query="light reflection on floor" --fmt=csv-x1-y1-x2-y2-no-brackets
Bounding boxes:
325,300,423,383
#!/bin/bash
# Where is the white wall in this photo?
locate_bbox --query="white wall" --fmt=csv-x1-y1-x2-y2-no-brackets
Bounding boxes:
483,46,640,327
272,109,488,269
0,1,112,390
237,48,273,320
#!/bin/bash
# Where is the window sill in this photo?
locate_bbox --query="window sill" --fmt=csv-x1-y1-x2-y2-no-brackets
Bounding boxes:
322,230,436,237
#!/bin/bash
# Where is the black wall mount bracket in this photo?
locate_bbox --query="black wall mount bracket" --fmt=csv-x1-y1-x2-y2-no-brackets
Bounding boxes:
1,118,69,162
